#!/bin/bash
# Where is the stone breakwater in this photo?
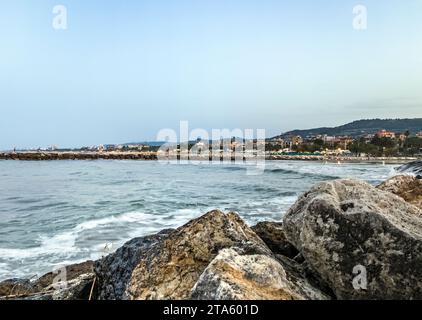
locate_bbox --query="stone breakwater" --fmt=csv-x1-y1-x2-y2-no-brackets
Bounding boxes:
1,175,421,300
0,151,157,161
0,151,418,163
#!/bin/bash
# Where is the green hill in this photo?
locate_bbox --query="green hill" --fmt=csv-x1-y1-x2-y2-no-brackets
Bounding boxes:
272,118,422,139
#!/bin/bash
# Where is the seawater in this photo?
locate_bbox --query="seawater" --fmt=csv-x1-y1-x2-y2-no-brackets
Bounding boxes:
0,160,396,280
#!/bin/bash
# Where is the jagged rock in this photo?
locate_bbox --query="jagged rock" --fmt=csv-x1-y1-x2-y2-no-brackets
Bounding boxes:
0,279,36,297
34,260,94,291
251,221,299,258
191,248,330,300
377,175,422,209
283,179,422,300
95,229,173,300
49,273,95,300
126,210,271,300
0,262,95,300
17,273,96,300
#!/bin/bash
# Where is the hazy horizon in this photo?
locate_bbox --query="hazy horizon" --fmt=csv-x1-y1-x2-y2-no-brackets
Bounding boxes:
1,0,422,150
2,117,421,150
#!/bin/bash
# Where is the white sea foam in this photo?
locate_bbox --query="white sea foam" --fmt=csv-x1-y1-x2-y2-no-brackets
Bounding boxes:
0,211,152,260
127,208,209,239
0,208,212,268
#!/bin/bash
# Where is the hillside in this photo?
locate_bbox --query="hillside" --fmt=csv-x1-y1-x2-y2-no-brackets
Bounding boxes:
271,118,422,139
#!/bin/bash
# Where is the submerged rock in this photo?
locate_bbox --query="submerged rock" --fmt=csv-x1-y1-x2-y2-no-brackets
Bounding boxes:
251,221,299,258
95,229,173,300
377,175,422,209
283,179,422,299
191,247,330,300
126,210,271,300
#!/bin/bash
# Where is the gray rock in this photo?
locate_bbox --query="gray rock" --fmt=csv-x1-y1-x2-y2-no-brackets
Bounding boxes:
191,247,330,300
49,273,95,300
0,262,95,300
34,260,94,291
377,175,422,209
283,179,422,299
95,229,173,300
21,273,95,300
251,221,299,258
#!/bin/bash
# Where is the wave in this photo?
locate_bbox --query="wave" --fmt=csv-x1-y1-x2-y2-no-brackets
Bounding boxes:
18,201,70,212
0,211,152,260
0,207,208,267
69,171,83,176
228,184,296,195
223,166,247,172
395,160,422,175
265,167,340,180
221,164,340,180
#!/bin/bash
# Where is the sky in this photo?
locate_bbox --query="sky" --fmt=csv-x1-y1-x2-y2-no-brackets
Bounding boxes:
0,0,421,149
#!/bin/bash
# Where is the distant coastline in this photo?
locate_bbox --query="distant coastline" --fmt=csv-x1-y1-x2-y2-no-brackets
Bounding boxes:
0,151,418,164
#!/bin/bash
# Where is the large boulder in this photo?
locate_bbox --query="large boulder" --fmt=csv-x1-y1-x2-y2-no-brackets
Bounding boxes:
191,248,330,300
95,229,173,300
377,175,422,209
251,221,299,258
126,210,271,300
283,179,422,299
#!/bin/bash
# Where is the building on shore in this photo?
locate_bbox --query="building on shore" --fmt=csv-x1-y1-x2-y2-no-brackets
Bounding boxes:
363,134,375,142
376,129,396,139
291,135,303,146
398,133,408,141
322,135,336,144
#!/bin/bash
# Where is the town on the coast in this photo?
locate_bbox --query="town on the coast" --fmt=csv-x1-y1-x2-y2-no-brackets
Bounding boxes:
1,119,422,161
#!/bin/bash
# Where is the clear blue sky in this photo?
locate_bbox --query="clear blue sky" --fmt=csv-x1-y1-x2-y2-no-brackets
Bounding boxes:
1,0,421,149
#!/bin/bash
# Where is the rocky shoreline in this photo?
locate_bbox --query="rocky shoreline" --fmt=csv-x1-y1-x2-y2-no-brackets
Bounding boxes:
1,174,421,300
0,151,419,163
0,151,157,161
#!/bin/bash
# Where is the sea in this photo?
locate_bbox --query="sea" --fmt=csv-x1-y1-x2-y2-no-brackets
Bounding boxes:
0,160,397,281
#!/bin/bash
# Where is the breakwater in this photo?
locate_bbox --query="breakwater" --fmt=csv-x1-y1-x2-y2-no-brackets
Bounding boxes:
0,151,157,161
0,151,418,163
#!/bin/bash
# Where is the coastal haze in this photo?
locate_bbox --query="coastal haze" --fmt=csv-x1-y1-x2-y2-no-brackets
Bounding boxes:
1,1,422,150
